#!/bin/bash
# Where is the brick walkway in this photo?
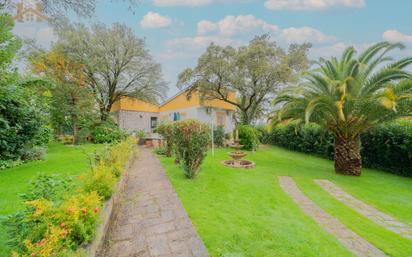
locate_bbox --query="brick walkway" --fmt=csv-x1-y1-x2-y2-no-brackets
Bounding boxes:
101,147,209,257
315,179,412,240
278,176,387,257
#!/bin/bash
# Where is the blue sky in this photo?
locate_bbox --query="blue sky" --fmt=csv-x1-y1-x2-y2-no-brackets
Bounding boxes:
12,0,412,96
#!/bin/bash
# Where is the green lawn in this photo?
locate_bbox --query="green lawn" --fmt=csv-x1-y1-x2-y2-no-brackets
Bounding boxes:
159,146,412,257
0,142,102,256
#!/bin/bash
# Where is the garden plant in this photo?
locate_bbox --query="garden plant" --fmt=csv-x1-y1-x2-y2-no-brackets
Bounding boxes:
274,42,412,176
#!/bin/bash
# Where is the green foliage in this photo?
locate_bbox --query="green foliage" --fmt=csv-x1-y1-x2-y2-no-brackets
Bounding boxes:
91,122,125,144
83,161,116,200
32,126,54,146
269,122,334,158
136,129,146,138
269,121,412,176
213,125,225,147
21,146,47,161
3,137,136,256
237,125,259,151
0,13,21,76
0,85,44,161
254,125,270,144
173,119,211,178
273,42,412,175
156,122,175,157
54,21,167,121
361,121,412,176
178,35,310,125
153,146,167,156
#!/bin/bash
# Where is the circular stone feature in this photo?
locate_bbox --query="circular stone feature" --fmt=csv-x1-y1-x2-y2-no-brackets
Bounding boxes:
221,160,255,169
228,151,247,159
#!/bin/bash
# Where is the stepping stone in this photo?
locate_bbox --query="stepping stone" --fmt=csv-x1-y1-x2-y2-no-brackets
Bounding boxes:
315,179,412,240
101,147,209,257
278,176,387,257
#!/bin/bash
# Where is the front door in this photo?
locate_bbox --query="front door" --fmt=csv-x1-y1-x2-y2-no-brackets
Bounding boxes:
150,117,158,131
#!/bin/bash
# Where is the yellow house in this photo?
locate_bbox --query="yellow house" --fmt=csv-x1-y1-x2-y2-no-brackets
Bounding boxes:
111,89,237,133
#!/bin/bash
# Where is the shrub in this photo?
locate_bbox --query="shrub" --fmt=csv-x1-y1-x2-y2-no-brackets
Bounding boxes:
0,85,44,161
32,126,53,146
0,159,23,170
237,125,259,151
269,121,412,176
77,127,92,144
83,161,116,200
361,121,412,176
136,129,146,138
174,119,211,178
156,122,175,157
3,136,137,256
255,125,270,144
153,146,167,155
91,122,125,144
21,146,47,161
213,125,225,147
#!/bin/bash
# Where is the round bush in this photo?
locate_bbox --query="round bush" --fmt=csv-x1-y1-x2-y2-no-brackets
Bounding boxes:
91,122,124,144
237,125,259,151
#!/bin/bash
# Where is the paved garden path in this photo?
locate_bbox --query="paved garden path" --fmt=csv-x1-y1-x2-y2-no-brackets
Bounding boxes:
278,176,387,257
102,147,209,257
315,179,412,240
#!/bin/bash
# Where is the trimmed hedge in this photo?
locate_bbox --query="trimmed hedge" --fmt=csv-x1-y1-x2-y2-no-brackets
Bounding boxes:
268,121,412,177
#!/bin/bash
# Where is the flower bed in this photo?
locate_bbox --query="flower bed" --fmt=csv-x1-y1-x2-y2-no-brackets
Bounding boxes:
5,137,137,257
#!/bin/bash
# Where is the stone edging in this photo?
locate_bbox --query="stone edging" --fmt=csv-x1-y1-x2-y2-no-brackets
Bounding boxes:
278,176,388,257
83,146,139,257
315,179,412,240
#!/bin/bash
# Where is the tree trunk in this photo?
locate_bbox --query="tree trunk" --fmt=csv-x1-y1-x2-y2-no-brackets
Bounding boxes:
333,136,362,176
72,115,78,145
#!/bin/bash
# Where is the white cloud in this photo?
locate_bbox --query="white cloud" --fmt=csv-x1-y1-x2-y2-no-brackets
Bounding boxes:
216,15,278,36
383,30,412,44
162,15,336,64
140,12,172,29
197,20,218,35
265,0,365,11
197,15,278,37
153,0,212,6
281,26,336,43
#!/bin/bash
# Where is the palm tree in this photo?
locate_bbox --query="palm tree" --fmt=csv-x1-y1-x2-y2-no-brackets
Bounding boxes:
273,42,412,176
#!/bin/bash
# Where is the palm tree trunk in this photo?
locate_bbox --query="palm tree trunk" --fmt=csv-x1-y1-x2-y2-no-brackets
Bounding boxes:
333,136,362,176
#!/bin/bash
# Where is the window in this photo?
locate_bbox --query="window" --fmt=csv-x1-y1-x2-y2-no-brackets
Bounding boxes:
150,117,158,129
216,112,226,127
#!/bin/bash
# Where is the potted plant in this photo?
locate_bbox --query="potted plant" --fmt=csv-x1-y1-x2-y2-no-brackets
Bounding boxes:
136,129,146,145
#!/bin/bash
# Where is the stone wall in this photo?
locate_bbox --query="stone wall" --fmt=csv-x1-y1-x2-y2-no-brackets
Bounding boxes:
115,110,159,133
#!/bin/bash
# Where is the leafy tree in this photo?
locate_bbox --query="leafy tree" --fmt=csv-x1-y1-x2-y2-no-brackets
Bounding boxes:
178,35,310,125
0,84,44,160
31,49,95,143
53,22,167,121
273,42,412,176
0,13,21,79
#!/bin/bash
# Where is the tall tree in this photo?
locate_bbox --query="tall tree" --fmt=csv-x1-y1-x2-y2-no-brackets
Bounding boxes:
178,35,310,125
0,13,21,79
53,22,167,121
273,42,412,176
31,48,94,143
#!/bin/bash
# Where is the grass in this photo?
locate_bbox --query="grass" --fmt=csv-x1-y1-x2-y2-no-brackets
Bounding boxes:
0,142,103,256
158,146,412,257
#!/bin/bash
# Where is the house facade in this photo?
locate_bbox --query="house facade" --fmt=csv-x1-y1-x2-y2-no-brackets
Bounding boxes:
111,89,237,133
